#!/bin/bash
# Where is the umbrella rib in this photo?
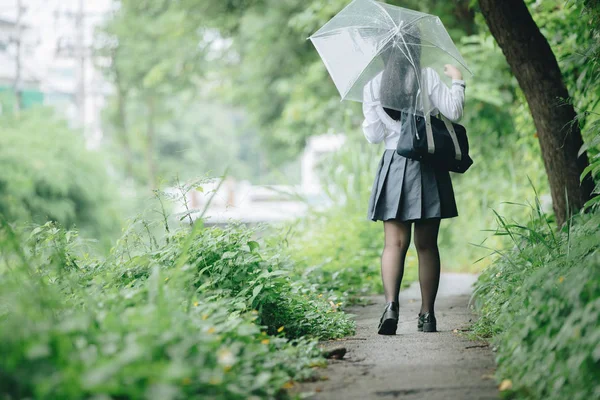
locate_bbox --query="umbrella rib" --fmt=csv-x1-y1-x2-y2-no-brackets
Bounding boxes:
339,33,396,100
399,15,473,75
370,0,397,29
399,30,473,74
401,14,436,30
395,31,424,113
309,25,392,40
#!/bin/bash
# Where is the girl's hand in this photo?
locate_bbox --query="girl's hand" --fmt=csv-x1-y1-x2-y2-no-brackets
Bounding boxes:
443,64,463,80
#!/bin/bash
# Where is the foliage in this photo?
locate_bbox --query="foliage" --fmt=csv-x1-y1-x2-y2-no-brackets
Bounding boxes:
0,190,356,399
96,0,268,186
0,106,121,244
201,0,476,163
100,94,266,185
471,201,600,400
579,114,600,210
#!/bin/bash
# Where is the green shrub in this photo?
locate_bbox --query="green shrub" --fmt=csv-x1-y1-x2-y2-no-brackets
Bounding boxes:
0,107,122,243
0,209,354,399
472,202,600,400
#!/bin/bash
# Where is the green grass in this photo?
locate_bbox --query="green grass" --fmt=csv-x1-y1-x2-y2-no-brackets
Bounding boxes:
471,200,600,400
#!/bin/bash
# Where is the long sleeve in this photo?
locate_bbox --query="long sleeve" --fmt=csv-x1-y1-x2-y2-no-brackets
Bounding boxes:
361,80,387,144
424,68,466,122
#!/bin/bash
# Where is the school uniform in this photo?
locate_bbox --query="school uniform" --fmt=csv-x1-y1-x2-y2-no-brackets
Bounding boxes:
363,67,466,222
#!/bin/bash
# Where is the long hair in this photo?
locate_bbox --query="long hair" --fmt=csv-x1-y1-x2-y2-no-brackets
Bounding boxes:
380,24,422,121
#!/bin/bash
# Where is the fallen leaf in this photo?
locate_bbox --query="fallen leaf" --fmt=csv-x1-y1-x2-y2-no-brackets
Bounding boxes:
499,379,513,391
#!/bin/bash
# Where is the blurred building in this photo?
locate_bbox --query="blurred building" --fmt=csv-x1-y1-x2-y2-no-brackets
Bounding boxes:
301,133,347,195
178,133,347,226
0,0,112,148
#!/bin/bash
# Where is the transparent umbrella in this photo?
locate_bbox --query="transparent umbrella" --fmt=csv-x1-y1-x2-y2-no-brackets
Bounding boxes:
308,0,473,117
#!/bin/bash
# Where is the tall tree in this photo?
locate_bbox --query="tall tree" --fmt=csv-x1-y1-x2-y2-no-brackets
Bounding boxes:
97,0,208,188
478,0,596,227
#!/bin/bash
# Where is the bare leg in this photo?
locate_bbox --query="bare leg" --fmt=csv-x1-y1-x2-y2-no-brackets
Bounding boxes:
413,218,441,315
381,220,412,304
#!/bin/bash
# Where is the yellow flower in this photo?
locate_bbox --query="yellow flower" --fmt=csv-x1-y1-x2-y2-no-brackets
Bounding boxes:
558,276,565,283
182,377,191,385
261,339,270,345
193,301,199,307
202,314,209,320
281,381,294,389
277,326,284,333
318,294,323,298
207,327,216,334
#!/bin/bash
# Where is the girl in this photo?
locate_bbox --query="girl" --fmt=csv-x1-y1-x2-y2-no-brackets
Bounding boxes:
362,33,466,335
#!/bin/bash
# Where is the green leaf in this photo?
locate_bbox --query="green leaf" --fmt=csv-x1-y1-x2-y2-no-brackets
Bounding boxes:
248,241,260,252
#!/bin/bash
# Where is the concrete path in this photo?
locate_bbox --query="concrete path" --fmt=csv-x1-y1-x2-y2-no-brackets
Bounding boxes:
289,273,499,400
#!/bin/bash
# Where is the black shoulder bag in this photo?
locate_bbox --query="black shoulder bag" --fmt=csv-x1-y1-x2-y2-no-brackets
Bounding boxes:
395,111,473,173
395,73,473,173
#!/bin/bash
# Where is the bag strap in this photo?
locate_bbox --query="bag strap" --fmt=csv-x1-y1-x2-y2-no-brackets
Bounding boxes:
421,70,462,160
440,116,462,161
420,72,436,154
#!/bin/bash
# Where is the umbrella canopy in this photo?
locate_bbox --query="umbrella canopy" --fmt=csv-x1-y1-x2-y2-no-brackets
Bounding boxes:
309,0,472,116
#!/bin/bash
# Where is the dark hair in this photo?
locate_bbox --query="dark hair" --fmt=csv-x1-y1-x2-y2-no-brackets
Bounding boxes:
380,24,422,121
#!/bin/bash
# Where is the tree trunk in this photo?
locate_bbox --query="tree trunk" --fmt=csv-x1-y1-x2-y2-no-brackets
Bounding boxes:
479,0,595,227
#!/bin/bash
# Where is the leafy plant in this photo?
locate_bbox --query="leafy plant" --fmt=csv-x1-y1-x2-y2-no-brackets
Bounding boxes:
0,107,122,245
471,197,600,400
0,187,355,399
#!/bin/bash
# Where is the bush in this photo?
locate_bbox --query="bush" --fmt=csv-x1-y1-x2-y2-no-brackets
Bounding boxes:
0,107,122,243
0,204,355,399
472,201,600,400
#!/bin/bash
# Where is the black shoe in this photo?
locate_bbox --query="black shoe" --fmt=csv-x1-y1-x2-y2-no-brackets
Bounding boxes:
421,312,437,332
417,313,424,331
377,301,399,335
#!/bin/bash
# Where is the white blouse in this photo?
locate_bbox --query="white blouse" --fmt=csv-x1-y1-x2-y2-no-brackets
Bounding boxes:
362,67,466,149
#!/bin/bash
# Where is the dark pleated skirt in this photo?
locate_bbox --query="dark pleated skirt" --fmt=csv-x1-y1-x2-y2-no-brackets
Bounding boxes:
367,149,459,222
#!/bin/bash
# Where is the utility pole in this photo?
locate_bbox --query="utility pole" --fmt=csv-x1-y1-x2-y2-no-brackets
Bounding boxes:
76,0,86,131
13,0,24,113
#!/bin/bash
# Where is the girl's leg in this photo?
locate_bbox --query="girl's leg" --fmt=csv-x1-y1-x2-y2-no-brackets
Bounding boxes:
413,218,442,314
381,220,412,304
